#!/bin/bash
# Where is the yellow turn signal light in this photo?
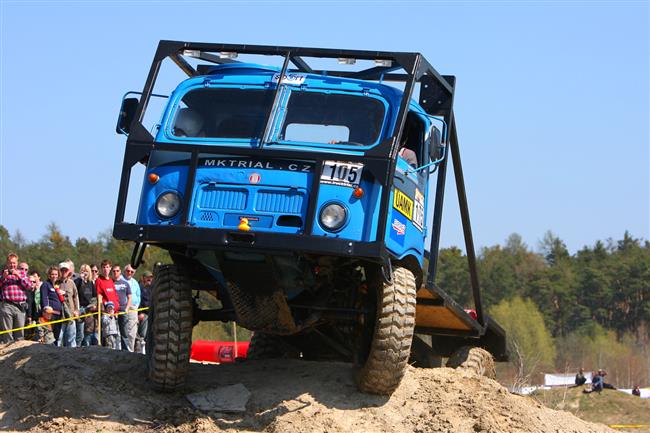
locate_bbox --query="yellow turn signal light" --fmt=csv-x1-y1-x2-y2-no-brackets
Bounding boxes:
148,173,160,184
238,217,251,231
353,187,364,199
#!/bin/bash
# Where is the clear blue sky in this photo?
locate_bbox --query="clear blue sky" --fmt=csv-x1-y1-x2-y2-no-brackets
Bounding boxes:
1,1,648,253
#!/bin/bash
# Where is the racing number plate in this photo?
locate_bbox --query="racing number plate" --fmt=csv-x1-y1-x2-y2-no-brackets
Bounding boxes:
320,161,364,187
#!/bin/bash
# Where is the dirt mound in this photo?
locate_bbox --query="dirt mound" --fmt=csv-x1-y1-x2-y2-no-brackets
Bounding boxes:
0,341,614,433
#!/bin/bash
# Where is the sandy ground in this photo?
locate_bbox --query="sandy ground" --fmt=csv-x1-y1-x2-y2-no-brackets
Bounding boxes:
0,341,615,433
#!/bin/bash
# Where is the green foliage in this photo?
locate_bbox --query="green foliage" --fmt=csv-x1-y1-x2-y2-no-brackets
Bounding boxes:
1,223,171,279
490,297,556,382
433,231,650,341
555,324,648,388
535,386,650,428
192,322,251,342
435,246,471,306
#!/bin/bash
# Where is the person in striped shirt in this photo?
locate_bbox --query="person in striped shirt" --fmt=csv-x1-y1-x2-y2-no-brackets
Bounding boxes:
0,253,30,343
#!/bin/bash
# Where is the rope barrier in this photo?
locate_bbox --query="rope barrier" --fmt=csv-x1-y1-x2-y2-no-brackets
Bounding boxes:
0,307,150,336
609,425,650,429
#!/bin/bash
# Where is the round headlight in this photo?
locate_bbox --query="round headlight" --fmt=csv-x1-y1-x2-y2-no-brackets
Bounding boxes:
156,191,182,218
319,203,347,232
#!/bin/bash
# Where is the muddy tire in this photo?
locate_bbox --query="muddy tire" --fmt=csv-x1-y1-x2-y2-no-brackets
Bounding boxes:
147,265,194,392
247,332,299,359
446,346,496,379
357,266,417,395
409,335,443,368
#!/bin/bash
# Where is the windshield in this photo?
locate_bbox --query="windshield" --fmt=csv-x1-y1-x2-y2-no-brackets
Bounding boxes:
171,88,274,139
280,92,385,146
170,87,385,146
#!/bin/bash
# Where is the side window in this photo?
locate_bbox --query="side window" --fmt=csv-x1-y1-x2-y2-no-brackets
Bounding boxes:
398,112,425,168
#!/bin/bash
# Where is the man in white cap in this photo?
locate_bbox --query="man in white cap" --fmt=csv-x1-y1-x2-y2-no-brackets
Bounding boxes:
57,261,79,347
122,264,141,352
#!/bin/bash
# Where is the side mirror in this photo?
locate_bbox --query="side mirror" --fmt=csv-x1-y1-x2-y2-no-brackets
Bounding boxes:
116,97,139,135
428,126,444,161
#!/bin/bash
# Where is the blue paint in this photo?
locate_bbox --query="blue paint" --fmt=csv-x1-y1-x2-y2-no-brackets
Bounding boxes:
138,63,435,268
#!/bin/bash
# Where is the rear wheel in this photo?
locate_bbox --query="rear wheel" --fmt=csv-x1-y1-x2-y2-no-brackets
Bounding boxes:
147,265,194,391
356,266,417,395
446,346,496,379
247,332,299,359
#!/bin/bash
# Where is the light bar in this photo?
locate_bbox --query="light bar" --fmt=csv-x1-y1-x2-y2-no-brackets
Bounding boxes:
337,58,356,65
374,59,392,67
219,52,238,59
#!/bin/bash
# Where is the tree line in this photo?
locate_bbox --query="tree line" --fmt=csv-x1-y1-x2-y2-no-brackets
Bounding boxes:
438,231,650,339
437,231,650,388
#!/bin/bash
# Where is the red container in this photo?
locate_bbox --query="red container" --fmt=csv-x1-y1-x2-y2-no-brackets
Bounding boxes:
191,340,250,363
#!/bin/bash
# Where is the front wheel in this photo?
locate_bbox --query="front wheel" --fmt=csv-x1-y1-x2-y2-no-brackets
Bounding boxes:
147,265,194,392
356,266,417,395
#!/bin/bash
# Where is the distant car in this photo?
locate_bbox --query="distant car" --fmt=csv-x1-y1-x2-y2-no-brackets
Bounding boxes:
191,340,250,363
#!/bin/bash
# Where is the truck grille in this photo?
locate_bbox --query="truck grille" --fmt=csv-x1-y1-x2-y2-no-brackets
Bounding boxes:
198,187,247,210
255,190,304,214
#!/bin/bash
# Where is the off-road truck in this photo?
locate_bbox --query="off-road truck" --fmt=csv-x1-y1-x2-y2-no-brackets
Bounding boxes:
114,41,507,395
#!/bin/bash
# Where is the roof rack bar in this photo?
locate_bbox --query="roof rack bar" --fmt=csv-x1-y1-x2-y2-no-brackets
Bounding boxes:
351,65,400,80
171,53,196,77
290,55,313,73
194,51,240,65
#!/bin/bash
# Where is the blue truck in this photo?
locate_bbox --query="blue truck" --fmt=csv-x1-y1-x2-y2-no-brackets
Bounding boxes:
114,41,507,395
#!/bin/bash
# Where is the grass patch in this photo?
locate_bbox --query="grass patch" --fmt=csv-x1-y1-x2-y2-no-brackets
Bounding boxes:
533,386,650,431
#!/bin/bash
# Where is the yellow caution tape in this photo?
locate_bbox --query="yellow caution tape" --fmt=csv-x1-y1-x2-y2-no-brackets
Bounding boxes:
609,425,650,429
0,307,149,335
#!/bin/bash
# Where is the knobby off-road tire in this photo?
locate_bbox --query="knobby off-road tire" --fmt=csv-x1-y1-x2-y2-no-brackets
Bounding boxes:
147,265,194,392
357,266,417,395
446,346,496,379
247,332,299,359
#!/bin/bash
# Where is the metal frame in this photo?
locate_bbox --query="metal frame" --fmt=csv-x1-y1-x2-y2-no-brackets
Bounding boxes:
113,40,486,328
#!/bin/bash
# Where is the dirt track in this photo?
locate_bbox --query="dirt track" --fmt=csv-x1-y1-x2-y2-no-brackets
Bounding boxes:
0,341,614,433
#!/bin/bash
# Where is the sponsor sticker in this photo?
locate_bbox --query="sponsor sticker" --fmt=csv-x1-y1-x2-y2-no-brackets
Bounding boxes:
272,73,306,85
393,188,413,220
320,161,364,188
413,188,425,231
392,219,406,235
390,211,407,246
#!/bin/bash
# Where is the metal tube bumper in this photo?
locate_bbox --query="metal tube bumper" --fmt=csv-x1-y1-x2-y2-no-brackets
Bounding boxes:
114,223,386,259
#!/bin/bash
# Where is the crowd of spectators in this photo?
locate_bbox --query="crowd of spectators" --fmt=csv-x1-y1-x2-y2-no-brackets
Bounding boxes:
0,252,152,353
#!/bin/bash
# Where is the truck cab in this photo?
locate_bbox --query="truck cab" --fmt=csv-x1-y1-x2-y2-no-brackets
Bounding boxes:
139,64,436,270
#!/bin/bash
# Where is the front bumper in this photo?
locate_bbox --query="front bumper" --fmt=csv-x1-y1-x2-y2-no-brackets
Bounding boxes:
114,222,387,259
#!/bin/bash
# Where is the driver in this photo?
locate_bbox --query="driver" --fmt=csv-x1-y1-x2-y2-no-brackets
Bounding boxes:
398,130,418,168
173,108,205,137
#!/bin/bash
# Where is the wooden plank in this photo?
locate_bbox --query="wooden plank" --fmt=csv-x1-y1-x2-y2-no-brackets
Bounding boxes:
415,304,472,331
416,287,439,300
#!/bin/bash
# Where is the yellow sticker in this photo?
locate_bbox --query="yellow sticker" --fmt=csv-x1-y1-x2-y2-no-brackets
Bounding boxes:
393,189,413,220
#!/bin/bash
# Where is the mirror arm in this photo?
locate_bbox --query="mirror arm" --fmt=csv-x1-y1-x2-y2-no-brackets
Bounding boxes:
406,142,447,175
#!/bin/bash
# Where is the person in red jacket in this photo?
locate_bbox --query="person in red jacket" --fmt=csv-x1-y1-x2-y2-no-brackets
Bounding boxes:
95,260,119,311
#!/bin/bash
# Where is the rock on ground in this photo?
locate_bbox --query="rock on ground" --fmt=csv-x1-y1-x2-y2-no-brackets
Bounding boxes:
0,341,614,433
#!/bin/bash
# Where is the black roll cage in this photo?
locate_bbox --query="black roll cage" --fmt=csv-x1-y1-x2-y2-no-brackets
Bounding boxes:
114,40,487,330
